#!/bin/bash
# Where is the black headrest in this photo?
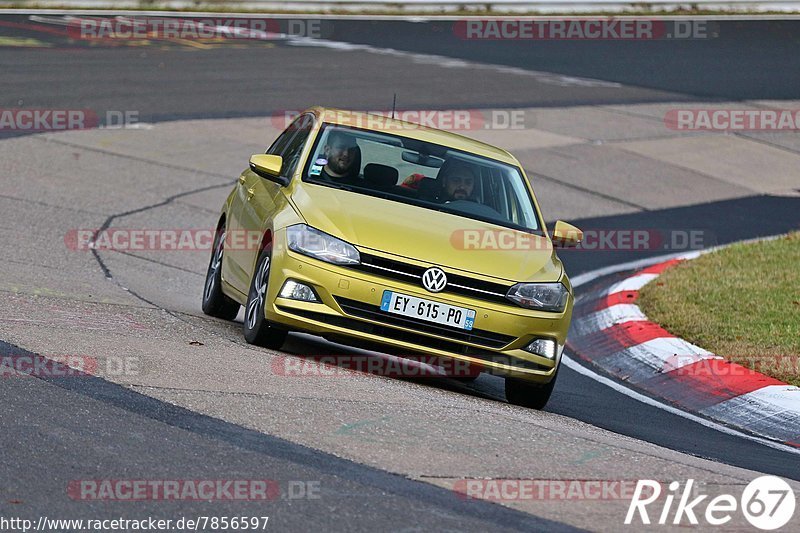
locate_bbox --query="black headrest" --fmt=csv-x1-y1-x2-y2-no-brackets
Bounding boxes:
343,145,362,179
436,157,473,181
363,163,398,190
417,177,442,202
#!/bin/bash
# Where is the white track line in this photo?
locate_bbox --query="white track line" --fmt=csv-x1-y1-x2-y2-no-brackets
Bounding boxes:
565,241,800,456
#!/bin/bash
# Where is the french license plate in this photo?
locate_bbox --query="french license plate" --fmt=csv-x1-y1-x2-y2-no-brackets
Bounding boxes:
380,291,476,330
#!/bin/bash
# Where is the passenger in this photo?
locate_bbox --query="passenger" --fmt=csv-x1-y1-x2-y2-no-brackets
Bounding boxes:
400,173,426,191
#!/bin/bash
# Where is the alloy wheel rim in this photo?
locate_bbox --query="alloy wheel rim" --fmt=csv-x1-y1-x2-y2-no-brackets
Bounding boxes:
204,231,225,303
246,255,270,330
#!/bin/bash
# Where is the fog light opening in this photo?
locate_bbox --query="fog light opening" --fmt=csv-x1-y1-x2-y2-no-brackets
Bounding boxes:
524,338,557,360
279,280,320,302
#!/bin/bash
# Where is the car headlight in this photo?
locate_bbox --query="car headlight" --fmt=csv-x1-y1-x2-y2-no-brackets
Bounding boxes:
286,224,360,265
506,282,569,312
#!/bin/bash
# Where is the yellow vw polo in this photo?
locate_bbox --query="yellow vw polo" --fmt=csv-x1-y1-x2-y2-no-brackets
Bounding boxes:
202,107,582,408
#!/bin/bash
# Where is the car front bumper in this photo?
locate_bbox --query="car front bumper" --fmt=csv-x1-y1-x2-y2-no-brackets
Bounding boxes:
265,235,572,383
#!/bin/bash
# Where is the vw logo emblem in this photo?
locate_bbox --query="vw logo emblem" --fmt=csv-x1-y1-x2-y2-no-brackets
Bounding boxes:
422,267,447,293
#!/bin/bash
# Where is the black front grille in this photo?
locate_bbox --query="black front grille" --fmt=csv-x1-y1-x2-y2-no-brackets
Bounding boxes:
335,296,515,349
350,252,513,305
278,305,549,372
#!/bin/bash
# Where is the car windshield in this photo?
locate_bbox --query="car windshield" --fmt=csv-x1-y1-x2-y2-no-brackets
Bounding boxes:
302,124,542,233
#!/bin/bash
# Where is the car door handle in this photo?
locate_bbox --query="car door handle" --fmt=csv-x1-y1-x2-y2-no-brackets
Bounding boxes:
239,175,246,185
246,188,255,200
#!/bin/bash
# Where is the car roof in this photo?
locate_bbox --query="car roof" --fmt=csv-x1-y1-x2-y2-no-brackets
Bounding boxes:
306,107,521,167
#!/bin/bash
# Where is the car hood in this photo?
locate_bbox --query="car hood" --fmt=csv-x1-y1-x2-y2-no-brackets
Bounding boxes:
289,182,562,283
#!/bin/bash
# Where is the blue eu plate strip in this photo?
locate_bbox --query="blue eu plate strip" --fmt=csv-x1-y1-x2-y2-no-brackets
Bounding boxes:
380,290,393,311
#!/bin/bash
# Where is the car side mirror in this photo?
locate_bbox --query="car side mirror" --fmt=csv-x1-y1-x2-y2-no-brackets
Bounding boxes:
249,154,289,186
552,221,583,248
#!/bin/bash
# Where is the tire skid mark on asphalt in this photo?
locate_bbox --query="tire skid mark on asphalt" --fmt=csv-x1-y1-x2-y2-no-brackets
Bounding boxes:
733,131,800,157
532,171,649,211
174,198,224,215
110,248,206,277
21,136,236,333
87,179,231,281
2,315,145,332
34,135,234,180
0,291,149,331
0,191,107,216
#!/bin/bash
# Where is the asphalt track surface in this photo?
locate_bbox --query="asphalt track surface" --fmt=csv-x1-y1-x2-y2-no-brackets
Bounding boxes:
3,17,800,121
1,14,800,531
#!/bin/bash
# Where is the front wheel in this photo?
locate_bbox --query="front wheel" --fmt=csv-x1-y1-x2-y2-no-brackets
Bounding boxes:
202,226,240,320
505,368,558,410
243,247,288,350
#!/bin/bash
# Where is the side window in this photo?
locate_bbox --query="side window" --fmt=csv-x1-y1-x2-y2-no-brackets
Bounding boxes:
266,116,301,156
279,114,314,178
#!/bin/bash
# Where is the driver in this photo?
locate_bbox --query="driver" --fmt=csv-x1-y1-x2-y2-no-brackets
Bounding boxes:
441,161,477,202
319,131,360,183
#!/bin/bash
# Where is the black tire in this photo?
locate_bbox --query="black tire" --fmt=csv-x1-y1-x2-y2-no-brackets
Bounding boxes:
505,368,558,410
202,225,240,320
243,247,288,349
